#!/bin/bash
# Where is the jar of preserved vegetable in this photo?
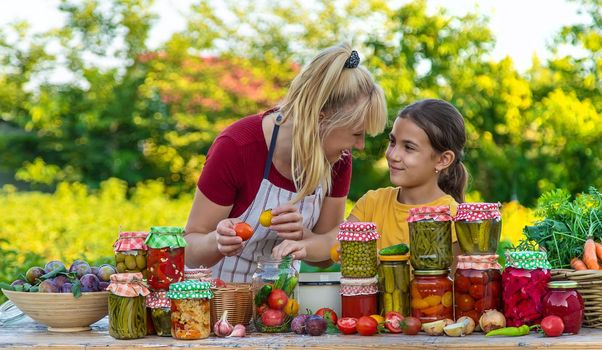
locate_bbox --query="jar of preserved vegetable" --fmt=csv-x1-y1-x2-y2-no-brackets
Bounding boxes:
145,226,187,291
337,222,379,278
454,254,502,323
252,255,298,333
411,270,453,324
454,202,502,255
113,231,148,277
107,273,150,340
408,206,453,270
146,291,172,337
341,277,378,319
543,281,584,334
378,255,410,316
502,251,551,327
167,280,213,340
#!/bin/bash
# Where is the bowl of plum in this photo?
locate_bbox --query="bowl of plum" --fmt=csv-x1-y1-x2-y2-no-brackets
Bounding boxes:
1,259,117,332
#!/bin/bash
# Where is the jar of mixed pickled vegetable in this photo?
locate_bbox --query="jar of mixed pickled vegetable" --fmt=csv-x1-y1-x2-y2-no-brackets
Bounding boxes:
454,255,502,323
340,277,378,319
454,203,501,255
411,270,453,324
113,231,148,278
408,206,453,270
337,222,379,278
502,251,551,327
145,226,187,291
543,281,584,334
146,291,172,337
167,280,213,340
378,255,410,316
107,273,150,340
252,255,298,333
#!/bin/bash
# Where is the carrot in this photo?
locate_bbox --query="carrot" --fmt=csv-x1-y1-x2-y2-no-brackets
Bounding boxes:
595,242,602,261
583,238,600,270
571,257,587,271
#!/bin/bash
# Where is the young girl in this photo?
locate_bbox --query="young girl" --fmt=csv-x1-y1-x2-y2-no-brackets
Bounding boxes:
274,98,468,259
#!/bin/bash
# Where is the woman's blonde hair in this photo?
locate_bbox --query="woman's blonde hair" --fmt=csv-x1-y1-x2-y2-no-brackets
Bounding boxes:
279,43,387,203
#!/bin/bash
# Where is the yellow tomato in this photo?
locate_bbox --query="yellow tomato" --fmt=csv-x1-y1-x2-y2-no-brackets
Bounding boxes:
442,291,453,308
423,295,442,307
370,314,385,325
283,298,299,316
411,298,430,310
330,243,341,262
259,209,273,227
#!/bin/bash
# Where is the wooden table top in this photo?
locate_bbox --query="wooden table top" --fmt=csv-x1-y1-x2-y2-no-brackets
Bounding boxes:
2,316,602,349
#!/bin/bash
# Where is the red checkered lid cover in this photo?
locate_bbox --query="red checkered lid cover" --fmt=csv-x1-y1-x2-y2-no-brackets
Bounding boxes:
454,202,501,221
336,222,379,242
113,231,148,252
456,254,502,270
146,291,171,308
407,206,452,223
107,273,150,297
340,277,378,296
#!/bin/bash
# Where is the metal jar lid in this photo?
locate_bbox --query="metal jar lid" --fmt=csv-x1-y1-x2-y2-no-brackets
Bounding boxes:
547,281,578,289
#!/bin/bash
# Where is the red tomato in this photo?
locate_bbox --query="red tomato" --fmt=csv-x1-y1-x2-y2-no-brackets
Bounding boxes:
469,271,489,285
401,316,422,335
234,222,254,241
315,308,338,324
261,309,285,327
337,317,358,335
486,280,501,299
356,316,378,336
456,294,475,312
469,284,484,299
384,311,404,334
213,278,227,288
455,275,471,293
267,289,288,310
541,315,564,337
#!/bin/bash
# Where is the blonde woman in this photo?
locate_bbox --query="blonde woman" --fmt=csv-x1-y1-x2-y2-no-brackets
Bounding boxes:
184,43,387,282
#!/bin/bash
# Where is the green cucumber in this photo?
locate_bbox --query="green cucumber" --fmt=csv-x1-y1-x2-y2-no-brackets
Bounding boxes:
379,243,409,256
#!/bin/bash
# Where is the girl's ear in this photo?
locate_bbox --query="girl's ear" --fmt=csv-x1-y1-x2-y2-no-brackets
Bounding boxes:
436,150,455,173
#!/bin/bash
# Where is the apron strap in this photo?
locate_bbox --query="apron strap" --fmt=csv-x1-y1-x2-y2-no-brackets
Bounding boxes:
262,114,283,179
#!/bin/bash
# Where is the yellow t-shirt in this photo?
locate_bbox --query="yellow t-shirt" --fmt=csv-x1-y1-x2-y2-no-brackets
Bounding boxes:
349,187,458,251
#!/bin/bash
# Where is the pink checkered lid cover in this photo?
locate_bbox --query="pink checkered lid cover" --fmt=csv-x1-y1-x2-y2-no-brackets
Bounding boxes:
107,272,150,297
337,222,379,242
407,206,452,223
113,231,148,252
454,202,501,221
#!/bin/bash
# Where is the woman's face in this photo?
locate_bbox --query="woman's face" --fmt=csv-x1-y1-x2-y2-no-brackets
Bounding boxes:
322,123,365,164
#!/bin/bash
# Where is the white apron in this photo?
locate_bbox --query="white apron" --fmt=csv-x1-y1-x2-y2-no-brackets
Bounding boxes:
214,115,325,282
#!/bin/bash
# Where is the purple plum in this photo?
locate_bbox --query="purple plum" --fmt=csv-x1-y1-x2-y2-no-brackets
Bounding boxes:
96,264,117,282
38,280,58,293
80,274,100,292
91,266,99,276
25,266,45,284
99,281,109,291
44,260,65,274
52,275,69,289
61,282,73,293
69,260,91,279
11,279,26,287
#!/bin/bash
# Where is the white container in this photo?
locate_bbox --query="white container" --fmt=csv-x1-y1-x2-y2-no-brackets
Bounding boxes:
298,272,341,317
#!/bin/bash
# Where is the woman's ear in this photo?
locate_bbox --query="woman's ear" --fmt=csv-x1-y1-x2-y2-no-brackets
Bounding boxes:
436,150,455,173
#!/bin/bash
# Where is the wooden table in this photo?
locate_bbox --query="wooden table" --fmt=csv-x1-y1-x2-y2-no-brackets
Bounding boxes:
2,316,602,349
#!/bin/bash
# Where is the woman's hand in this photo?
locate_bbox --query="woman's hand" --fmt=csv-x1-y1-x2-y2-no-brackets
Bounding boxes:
215,218,245,256
269,204,304,241
272,239,307,260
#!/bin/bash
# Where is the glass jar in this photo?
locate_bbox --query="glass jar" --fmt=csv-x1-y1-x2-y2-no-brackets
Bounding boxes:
543,281,584,334
252,256,298,333
146,291,172,337
411,270,453,324
454,203,502,255
337,222,379,278
167,280,213,340
340,277,378,318
113,231,148,278
454,255,502,323
502,251,552,327
107,273,150,340
408,206,453,270
145,226,187,290
378,255,410,316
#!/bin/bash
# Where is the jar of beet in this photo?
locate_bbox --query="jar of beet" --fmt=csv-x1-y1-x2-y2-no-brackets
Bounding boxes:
454,255,502,323
145,226,187,291
411,270,453,324
543,281,584,334
502,251,551,327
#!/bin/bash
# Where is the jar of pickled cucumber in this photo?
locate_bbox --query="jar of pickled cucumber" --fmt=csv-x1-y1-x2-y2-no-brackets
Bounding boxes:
454,202,502,255
167,280,213,340
146,291,172,337
337,222,379,278
145,226,187,291
408,206,452,270
107,273,150,340
113,231,148,278
378,255,410,316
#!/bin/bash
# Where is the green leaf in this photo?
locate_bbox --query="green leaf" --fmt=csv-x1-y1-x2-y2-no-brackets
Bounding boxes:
72,279,82,298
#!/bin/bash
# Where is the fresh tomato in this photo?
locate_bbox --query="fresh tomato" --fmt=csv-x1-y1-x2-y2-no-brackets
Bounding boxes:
401,316,421,335
356,316,378,336
315,308,338,324
234,222,254,241
384,311,404,333
213,278,227,288
259,209,273,227
261,309,285,327
267,289,288,310
469,284,484,299
541,315,564,337
256,304,268,316
337,317,358,335
456,294,475,312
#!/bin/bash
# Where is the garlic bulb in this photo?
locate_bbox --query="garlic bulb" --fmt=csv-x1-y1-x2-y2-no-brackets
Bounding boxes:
213,310,233,337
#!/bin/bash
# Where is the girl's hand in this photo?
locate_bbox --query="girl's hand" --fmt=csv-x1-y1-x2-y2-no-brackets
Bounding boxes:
269,204,304,241
272,240,307,260
215,218,245,256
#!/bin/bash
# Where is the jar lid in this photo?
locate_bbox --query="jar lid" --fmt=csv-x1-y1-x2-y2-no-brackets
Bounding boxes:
167,280,213,300
379,255,410,262
548,281,578,289
340,277,378,296
113,231,148,252
407,206,452,223
145,226,188,249
107,273,150,297
505,251,551,270
146,291,171,308
340,277,378,285
455,202,501,221
184,267,212,281
457,254,501,270
337,222,379,242
413,269,449,276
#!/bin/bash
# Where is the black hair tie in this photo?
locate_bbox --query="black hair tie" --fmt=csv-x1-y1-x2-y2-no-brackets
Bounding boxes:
344,50,360,68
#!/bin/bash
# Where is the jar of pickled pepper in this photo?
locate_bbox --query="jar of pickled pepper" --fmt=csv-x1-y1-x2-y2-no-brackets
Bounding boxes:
378,255,410,316
454,254,502,323
337,222,379,278
167,280,214,340
145,226,187,291
146,291,172,337
454,202,502,255
107,273,150,340
411,270,453,324
113,231,148,278
408,206,453,270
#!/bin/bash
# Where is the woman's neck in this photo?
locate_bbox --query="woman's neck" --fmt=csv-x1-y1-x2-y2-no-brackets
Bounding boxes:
263,112,293,179
397,181,447,205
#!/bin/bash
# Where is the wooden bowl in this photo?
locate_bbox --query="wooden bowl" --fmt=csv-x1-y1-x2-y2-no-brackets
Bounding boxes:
2,289,108,332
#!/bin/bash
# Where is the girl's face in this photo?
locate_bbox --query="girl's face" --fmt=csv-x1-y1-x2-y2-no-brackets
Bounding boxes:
385,117,441,187
322,124,365,164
